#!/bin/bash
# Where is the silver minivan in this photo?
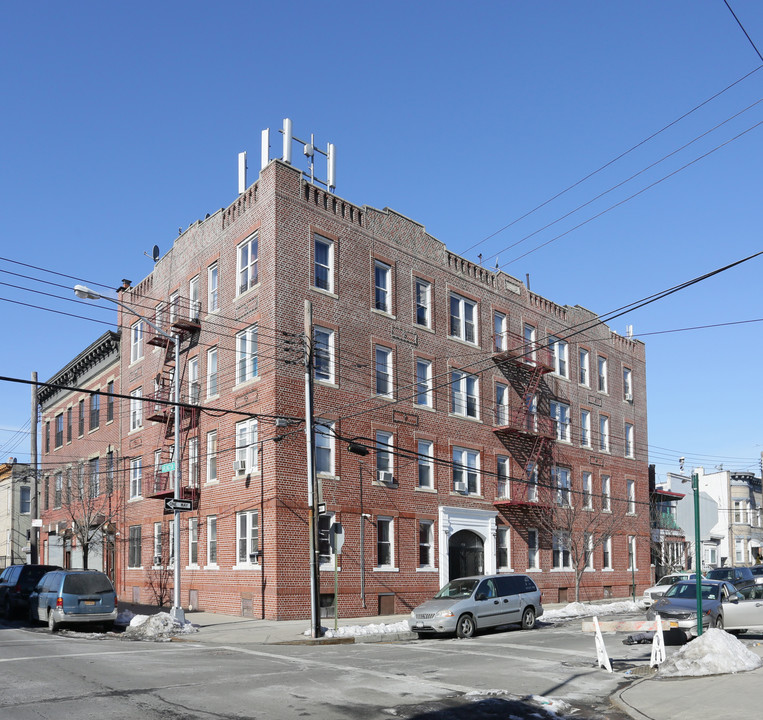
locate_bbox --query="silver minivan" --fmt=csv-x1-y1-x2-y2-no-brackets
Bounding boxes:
408,574,543,638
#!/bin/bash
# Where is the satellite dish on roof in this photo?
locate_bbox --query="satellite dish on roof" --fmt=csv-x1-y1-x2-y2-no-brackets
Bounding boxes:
152,245,160,262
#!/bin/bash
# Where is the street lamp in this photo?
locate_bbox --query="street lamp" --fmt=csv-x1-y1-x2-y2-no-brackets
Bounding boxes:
74,284,186,624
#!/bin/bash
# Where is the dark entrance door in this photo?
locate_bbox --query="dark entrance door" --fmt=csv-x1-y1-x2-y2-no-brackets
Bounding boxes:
448,530,484,580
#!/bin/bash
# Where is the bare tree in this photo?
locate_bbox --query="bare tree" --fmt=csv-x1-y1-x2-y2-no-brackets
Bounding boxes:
146,524,174,607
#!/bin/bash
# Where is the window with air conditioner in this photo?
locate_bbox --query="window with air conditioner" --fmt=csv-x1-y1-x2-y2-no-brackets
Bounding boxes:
235,418,257,474
453,447,479,495
376,430,393,483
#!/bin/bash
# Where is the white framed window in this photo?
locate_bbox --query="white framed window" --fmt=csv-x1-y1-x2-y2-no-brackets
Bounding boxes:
188,437,199,488
415,278,431,327
735,537,745,563
189,275,200,319
627,479,636,514
451,370,478,419
602,536,612,569
449,293,477,344
155,301,166,335
526,463,539,503
129,457,142,499
497,455,510,500
601,475,611,511
625,423,635,458
375,430,393,480
550,401,571,442
54,472,62,508
580,409,591,447
20,486,31,514
527,528,539,570
523,323,537,364
206,515,218,566
453,447,480,495
188,517,199,566
128,526,142,568
376,517,394,569
188,356,200,404
236,510,259,565
733,500,743,523
169,291,179,325
318,512,337,569
236,324,258,384
623,367,633,401
599,415,610,452
314,234,334,292
597,356,608,393
235,418,258,474
579,348,590,386
493,311,507,352
497,526,511,570
208,262,219,313
207,347,218,397
153,522,162,565
315,421,335,476
549,336,568,378
375,346,393,397
206,430,217,483
419,520,434,568
628,535,637,570
374,260,391,313
495,382,509,426
131,321,144,363
582,471,593,509
237,232,259,295
415,358,432,407
417,440,433,489
554,466,571,507
553,531,572,569
130,389,142,430
585,532,594,569
314,326,335,384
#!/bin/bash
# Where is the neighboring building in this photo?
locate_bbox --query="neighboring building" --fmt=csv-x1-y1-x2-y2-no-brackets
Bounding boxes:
38,331,121,575
649,468,687,580
37,132,651,618
0,459,34,568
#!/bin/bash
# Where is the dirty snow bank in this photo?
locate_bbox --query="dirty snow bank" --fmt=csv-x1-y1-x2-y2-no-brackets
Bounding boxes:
317,620,410,639
658,628,762,677
542,600,641,621
118,610,198,640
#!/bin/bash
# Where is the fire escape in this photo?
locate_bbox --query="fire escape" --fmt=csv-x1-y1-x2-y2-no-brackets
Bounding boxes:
144,294,201,503
492,332,556,513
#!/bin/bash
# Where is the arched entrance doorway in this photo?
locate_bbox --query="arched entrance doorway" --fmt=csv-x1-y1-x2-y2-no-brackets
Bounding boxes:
448,530,484,580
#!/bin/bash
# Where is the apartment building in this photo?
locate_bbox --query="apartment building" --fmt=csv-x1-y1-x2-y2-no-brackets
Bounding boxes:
39,152,651,619
0,459,35,569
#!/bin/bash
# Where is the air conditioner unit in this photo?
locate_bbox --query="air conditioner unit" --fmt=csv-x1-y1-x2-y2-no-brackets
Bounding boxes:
377,470,394,484
153,556,162,566
454,481,468,494
625,392,633,402
233,460,247,474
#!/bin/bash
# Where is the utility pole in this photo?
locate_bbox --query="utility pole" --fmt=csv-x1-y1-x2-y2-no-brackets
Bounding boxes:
692,473,703,636
304,300,321,638
30,371,39,564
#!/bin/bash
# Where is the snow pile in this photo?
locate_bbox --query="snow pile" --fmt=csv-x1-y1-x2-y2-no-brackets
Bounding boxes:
318,620,410,639
658,629,762,677
542,600,641,621
528,694,575,717
120,611,198,640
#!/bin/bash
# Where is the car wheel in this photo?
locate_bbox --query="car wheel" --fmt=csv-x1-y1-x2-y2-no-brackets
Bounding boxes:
713,614,724,630
47,611,59,633
521,607,536,630
456,614,476,639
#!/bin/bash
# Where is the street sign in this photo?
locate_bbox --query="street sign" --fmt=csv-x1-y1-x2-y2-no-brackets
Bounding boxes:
164,497,193,513
161,462,176,473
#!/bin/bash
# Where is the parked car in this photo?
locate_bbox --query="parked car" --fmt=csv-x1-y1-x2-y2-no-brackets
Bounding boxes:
408,574,543,638
28,569,117,631
642,571,698,607
645,578,763,640
705,566,755,590
0,564,61,620
749,565,763,584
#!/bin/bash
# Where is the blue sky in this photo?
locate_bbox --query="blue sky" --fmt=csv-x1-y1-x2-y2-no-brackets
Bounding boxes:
1,1,761,481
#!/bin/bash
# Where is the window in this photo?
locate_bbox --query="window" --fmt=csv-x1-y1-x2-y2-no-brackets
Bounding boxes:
415,278,431,327
207,347,218,397
628,535,636,570
622,423,634,459
67,407,72,442
314,234,334,292
189,517,199,566
131,321,144,363
236,324,258,384
54,472,62,508
19,486,31,514
237,510,259,565
188,437,199,488
449,293,477,344
602,536,612,569
88,457,100,497
375,346,393,397
318,512,337,568
582,472,593,509
237,232,259,294
130,389,143,430
375,431,393,480
523,324,537,363
374,260,391,313
208,262,219,313
554,466,571,506
314,326,335,384
206,430,217,483
188,357,200,404
599,415,610,452
128,526,142,568
495,382,509,426
553,531,572,569
451,370,478,418
496,526,511,570
526,463,539,503
235,418,258,474
417,440,434,489
493,311,507,352
45,421,49,453
153,522,162,565
54,414,63,448
129,458,142,499
549,337,568,378
189,275,200,318
106,381,114,422
579,348,590,386
733,500,743,523
627,479,636,514
415,358,432,407
315,422,335,476
580,410,591,447
419,520,434,568
597,356,608,393
376,517,394,568
601,475,611,511
106,450,114,494
527,529,539,569
78,399,85,436
89,394,100,431
155,300,166,334
623,367,633,401
497,456,510,499
585,533,594,569
453,447,480,495
735,537,744,563
206,516,218,566
169,291,179,325
550,401,571,442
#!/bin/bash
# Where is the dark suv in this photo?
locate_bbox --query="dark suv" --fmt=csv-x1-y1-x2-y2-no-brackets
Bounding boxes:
705,566,756,590
0,564,61,619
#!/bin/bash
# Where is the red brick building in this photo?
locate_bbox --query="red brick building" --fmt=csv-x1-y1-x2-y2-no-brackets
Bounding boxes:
40,156,650,619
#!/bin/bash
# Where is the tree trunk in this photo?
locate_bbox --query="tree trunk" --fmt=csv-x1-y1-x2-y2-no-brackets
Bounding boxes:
82,543,89,570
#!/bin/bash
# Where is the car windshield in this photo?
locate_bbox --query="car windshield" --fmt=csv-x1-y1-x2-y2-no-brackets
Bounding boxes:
656,576,680,586
434,579,479,599
62,574,114,595
750,567,763,577
664,583,719,600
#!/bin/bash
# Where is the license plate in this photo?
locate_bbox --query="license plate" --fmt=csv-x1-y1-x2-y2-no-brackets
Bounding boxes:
83,600,96,606
669,621,678,628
